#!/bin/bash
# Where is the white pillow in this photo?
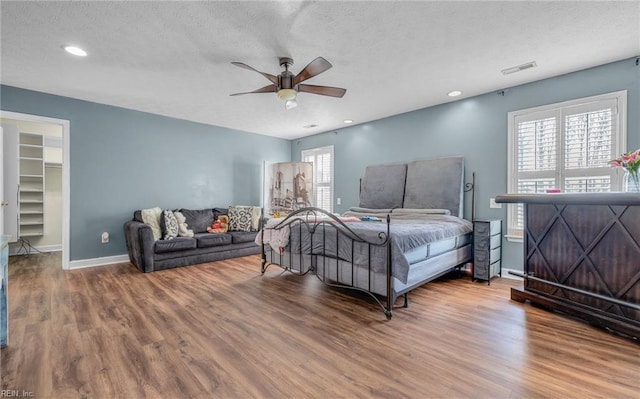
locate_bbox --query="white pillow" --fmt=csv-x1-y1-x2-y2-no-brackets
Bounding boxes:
251,206,261,231
141,206,163,241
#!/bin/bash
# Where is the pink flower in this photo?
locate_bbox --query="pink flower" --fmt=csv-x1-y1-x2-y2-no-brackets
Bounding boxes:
610,149,640,173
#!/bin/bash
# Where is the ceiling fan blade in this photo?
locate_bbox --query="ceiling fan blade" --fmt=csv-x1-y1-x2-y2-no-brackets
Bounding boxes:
231,62,278,85
297,84,346,98
293,57,332,85
230,85,277,96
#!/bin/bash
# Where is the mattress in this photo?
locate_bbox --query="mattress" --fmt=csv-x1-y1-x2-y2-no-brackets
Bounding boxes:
284,215,472,283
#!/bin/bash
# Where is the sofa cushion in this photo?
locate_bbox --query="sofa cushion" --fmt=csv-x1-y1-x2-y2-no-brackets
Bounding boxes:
213,207,228,220
196,233,232,248
154,237,196,253
133,210,143,223
180,208,215,234
228,231,258,244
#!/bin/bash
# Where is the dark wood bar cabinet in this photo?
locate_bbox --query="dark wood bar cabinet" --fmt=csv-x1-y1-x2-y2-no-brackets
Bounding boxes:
495,193,640,339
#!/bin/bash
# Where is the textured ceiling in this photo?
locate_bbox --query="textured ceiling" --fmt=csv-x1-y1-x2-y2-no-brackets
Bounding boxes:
1,1,639,139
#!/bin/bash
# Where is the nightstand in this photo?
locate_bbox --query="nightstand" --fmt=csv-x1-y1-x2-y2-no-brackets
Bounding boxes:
473,219,502,284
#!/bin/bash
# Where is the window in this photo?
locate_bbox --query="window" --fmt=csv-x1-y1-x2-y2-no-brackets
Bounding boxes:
507,91,627,239
301,145,334,213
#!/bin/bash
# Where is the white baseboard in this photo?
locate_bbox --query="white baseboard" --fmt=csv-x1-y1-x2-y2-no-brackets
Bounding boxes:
68,254,130,270
9,244,62,256
501,268,524,280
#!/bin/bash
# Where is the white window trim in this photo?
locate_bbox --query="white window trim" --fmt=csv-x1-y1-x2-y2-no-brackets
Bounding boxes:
301,145,334,213
506,90,627,241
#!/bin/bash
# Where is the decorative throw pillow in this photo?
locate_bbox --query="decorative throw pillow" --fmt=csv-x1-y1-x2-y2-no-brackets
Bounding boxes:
250,206,261,231
228,206,253,232
161,210,179,240
141,206,163,241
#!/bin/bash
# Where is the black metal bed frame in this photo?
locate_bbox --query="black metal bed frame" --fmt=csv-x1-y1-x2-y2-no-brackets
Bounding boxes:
260,173,476,320
261,207,397,318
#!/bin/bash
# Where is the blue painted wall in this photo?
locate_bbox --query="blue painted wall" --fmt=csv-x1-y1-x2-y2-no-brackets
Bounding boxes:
1,85,291,261
291,57,640,270
2,57,637,266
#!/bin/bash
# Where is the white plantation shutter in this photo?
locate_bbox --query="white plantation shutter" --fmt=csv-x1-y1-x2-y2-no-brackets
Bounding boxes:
507,92,626,238
302,146,334,213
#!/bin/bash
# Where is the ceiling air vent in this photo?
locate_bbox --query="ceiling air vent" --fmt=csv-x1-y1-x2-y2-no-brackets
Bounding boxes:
501,61,537,75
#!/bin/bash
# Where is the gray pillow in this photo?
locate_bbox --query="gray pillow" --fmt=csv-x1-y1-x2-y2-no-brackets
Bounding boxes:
179,208,215,234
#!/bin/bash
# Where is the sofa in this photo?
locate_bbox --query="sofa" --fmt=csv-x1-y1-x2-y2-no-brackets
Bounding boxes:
124,207,261,273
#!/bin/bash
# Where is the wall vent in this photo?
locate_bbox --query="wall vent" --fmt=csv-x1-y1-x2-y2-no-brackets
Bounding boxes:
501,61,537,75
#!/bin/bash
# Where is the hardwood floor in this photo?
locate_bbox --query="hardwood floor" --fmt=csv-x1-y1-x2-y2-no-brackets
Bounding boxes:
1,252,639,398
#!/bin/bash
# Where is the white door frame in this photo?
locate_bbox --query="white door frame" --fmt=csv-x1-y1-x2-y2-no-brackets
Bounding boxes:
0,110,70,270
0,126,3,237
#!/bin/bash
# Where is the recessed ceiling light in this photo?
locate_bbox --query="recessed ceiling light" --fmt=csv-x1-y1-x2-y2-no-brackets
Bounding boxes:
343,119,354,124
63,45,87,57
303,124,318,129
447,90,462,97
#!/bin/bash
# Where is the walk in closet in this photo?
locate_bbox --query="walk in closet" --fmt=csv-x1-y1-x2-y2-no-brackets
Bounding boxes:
18,132,45,237
2,119,63,255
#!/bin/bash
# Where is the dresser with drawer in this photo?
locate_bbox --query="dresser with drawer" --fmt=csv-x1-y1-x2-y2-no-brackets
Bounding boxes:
473,219,502,284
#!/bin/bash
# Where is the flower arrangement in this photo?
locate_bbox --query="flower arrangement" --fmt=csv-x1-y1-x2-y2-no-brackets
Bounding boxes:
610,149,640,190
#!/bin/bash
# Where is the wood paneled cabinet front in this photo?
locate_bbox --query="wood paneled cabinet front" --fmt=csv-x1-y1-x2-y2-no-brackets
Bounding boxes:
473,219,502,284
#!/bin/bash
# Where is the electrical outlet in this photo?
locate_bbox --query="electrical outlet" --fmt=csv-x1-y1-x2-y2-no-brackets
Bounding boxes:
101,232,109,243
489,198,502,209
337,197,342,205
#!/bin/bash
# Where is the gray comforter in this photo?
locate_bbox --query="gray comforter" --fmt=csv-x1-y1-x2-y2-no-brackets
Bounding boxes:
285,214,472,283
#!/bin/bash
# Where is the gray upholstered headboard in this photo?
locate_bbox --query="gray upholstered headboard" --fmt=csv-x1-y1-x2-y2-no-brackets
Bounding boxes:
359,163,407,209
403,156,464,217
358,156,465,217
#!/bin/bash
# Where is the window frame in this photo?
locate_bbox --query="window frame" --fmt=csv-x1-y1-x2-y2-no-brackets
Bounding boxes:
301,145,334,213
506,90,627,241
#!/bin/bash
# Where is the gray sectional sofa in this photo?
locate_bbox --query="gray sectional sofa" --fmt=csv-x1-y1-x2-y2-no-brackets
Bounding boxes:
124,207,260,272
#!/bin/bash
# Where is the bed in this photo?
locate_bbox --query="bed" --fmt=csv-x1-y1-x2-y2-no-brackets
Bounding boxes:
258,156,475,319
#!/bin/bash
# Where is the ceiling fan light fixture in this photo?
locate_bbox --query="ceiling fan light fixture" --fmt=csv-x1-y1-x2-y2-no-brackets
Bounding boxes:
277,88,297,102
285,99,298,110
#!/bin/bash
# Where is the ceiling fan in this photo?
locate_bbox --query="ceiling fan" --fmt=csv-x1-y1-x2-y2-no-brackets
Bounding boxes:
230,57,347,109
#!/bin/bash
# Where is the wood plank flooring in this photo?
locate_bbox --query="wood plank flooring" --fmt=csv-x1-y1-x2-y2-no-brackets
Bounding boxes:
1,252,639,398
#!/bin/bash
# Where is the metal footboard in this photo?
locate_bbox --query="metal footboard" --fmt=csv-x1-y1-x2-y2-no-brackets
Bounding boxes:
260,207,397,319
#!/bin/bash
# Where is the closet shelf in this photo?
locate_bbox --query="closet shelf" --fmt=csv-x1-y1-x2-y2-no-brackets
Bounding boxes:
20,233,44,237
18,132,45,238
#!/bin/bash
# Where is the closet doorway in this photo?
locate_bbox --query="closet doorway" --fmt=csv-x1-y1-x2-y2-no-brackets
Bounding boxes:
1,111,70,269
